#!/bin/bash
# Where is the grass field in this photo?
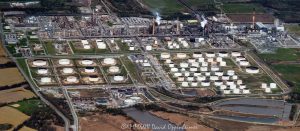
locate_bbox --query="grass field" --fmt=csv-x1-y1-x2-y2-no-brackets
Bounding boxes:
10,99,42,115
0,87,35,104
44,41,56,55
259,48,300,63
0,67,25,86
222,3,265,13
0,106,30,130
285,24,300,36
272,64,300,92
142,0,185,14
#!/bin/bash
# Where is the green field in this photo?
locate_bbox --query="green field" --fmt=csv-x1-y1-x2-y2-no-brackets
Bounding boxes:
259,48,300,63
44,41,56,55
272,64,300,93
143,0,185,14
10,99,42,115
222,3,265,13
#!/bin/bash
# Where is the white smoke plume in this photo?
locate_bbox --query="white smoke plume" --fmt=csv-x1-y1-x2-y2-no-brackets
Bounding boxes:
200,15,207,28
155,12,161,25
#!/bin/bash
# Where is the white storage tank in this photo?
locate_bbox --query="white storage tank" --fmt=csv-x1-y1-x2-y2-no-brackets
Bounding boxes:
205,52,215,58
62,68,74,74
202,62,208,67
191,62,200,67
239,84,246,89
168,63,175,68
223,89,231,94
201,81,210,87
210,75,219,81
108,66,120,74
227,70,235,76
146,45,152,51
232,75,238,80
33,60,47,67
165,59,172,64
265,88,271,93
242,88,250,94
222,75,230,80
188,59,196,63
37,68,48,75
89,75,100,82
219,61,227,66
187,77,194,82
85,67,96,73
114,76,125,82
218,51,228,58
237,80,243,85
176,53,187,59
81,59,94,65
246,66,259,74
270,83,277,89
190,68,198,72
233,89,240,94
211,66,220,72
103,58,117,65
173,72,182,77
198,57,205,62
181,82,189,87
184,72,190,77
96,39,106,49
191,82,198,87
41,77,51,83
207,58,214,63
226,80,235,85
216,57,223,62
239,60,250,66
160,53,171,59
215,71,224,76
204,72,211,76
214,80,223,86
231,51,241,57
193,52,202,58
177,77,185,82
235,56,246,62
196,76,206,81
66,76,78,83
229,84,237,89
180,62,189,68
200,67,208,72
124,99,136,106
58,59,71,65
220,85,227,90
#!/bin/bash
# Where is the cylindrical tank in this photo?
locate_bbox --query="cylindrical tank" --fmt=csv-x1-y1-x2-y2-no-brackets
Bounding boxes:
165,59,172,64
222,75,230,80
210,75,219,81
220,85,227,90
180,62,189,68
37,68,48,75
265,88,271,93
188,59,196,63
181,82,189,87
223,89,231,94
191,82,198,87
41,77,51,83
108,66,120,73
200,67,208,72
215,71,224,76
232,75,238,80
227,70,235,76
230,84,237,89
187,77,194,82
233,89,240,94
202,62,208,67
190,68,198,72
170,68,178,72
231,51,241,57
207,58,214,63
81,59,93,65
173,72,182,77
196,76,206,81
242,88,250,94
226,80,235,85
193,52,202,58
89,75,100,82
198,57,205,62
160,53,171,59
62,68,74,74
235,56,246,62
201,81,210,87
239,60,250,66
85,67,95,73
246,66,259,74
103,58,117,65
219,61,227,66
211,66,220,72
270,83,277,89
218,51,228,58
176,53,187,59
216,57,223,62
66,76,78,83
33,60,47,66
114,76,125,82
58,59,71,65
177,77,185,82
184,72,190,77
214,80,223,86
191,62,200,67
205,52,215,58
239,84,246,89
204,72,211,76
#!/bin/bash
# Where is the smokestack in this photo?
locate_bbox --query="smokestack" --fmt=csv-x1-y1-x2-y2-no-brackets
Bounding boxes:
252,8,256,29
152,18,155,35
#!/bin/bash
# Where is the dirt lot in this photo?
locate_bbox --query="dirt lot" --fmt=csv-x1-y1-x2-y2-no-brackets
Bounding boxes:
79,113,138,131
0,67,25,86
0,87,35,104
0,106,30,130
19,126,37,131
150,111,214,131
0,42,10,64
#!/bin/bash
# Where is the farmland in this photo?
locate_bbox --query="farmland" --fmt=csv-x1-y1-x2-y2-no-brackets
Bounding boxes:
0,87,35,104
0,106,30,130
221,3,265,13
0,68,25,86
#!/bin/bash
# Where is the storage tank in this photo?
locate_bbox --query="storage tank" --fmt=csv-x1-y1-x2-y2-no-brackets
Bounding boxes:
218,51,228,58
210,75,219,81
85,67,95,73
176,53,187,59
265,88,271,93
83,44,91,49
196,76,206,81
62,68,74,74
204,72,211,76
89,75,100,82
173,73,182,77
193,72,201,76
160,53,171,59
220,85,227,90
215,71,224,76
114,76,125,82
201,81,210,87
124,99,136,106
165,59,172,64
223,89,231,94
226,80,235,85
216,57,223,62
103,58,117,65
180,68,186,72
190,68,198,72
214,80,223,86
235,56,246,62
184,72,190,77
233,89,240,94
181,82,189,87
108,66,120,74
41,77,51,83
231,51,241,57
193,52,202,58
239,60,250,66
205,52,215,58
222,75,230,80
242,88,250,94
146,45,152,51
187,77,194,82
81,59,94,65
66,76,78,83
246,66,259,74
130,96,142,103
270,83,277,89
239,84,246,89
180,62,189,68
200,67,208,72
37,68,48,75
230,84,237,89
202,62,208,67
198,57,205,62
58,59,71,65
207,58,214,63
191,82,198,87
219,61,227,66
227,70,235,76
177,77,185,82
211,66,220,72
188,59,196,63
191,62,200,67
33,60,47,66
232,75,238,80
